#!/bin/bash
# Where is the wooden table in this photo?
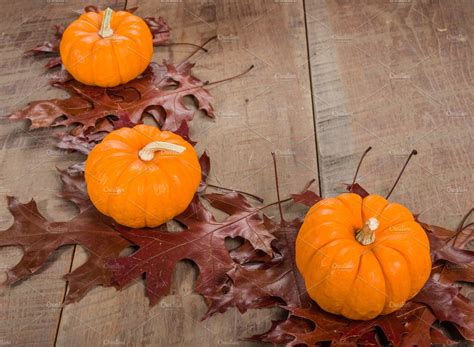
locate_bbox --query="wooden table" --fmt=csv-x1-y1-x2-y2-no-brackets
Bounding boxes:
0,0,471,346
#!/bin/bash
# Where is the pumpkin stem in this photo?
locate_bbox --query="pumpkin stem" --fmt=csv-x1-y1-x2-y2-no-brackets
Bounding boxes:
98,8,114,38
138,141,186,161
355,217,379,245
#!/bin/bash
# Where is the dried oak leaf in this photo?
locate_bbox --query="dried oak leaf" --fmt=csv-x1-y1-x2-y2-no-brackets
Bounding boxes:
29,24,64,69
10,61,214,136
204,216,312,318
57,166,91,212
108,192,275,306
420,222,474,264
201,182,320,318
401,303,455,346
0,196,130,303
413,276,474,340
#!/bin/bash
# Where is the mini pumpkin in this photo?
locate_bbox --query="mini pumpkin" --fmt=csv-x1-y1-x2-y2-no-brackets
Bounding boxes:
295,193,431,320
85,124,201,228
60,8,153,87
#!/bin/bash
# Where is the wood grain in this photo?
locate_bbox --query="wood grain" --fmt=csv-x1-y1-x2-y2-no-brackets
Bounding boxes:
0,1,85,345
305,0,473,229
51,0,317,346
1,0,471,345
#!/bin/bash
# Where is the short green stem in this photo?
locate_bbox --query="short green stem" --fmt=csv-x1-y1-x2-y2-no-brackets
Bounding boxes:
98,8,114,38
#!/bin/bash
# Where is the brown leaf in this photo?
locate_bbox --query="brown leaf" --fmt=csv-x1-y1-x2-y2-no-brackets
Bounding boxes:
57,166,91,212
108,192,275,306
144,16,171,45
421,222,474,264
0,196,130,303
249,315,313,345
29,24,63,55
290,190,321,207
346,182,370,197
55,133,98,155
198,151,211,192
400,303,439,347
340,313,406,346
270,306,348,346
204,217,311,318
10,62,214,136
413,277,474,340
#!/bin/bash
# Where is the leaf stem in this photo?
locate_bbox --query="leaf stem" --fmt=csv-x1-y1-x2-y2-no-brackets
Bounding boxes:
351,146,372,190
178,35,217,66
302,178,316,192
271,152,284,222
385,150,417,200
457,208,473,232
204,65,254,87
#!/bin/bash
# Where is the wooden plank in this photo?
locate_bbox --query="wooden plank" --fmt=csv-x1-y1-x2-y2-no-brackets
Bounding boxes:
0,0,91,345
305,0,472,229
54,0,317,346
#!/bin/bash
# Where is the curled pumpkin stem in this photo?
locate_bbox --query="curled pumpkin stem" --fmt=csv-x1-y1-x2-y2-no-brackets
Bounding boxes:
355,217,379,245
139,141,186,161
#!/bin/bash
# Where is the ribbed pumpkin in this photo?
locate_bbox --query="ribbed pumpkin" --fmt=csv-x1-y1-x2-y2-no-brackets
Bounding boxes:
85,124,201,228
60,8,153,87
295,193,431,320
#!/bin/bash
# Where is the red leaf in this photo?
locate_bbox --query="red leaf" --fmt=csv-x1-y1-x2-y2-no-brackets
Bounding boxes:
9,62,214,136
413,277,474,340
400,303,437,347
144,16,171,45
339,311,406,346
57,166,91,212
273,306,348,345
0,196,129,303
198,151,211,192
422,222,474,264
108,193,275,306
204,217,312,318
345,182,370,197
290,190,321,207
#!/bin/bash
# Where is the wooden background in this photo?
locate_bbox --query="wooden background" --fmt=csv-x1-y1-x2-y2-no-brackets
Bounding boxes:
0,0,472,346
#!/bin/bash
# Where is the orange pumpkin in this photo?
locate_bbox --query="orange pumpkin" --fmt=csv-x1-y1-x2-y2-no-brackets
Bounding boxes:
295,193,431,320
85,124,201,228
60,8,153,87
